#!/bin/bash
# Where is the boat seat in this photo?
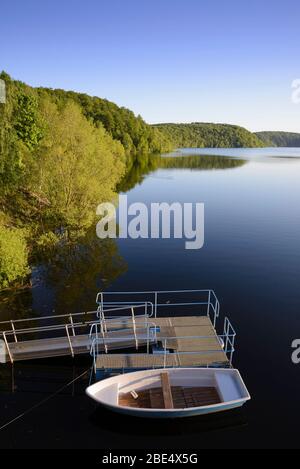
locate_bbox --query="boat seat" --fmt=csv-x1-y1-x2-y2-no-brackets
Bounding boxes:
160,373,174,409
215,372,240,402
102,383,119,405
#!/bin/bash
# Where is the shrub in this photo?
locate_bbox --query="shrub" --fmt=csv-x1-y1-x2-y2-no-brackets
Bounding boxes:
0,227,29,288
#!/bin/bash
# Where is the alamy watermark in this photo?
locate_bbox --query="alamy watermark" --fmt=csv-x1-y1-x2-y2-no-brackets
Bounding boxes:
291,339,300,364
291,79,300,104
0,339,6,363
96,195,205,250
0,79,6,104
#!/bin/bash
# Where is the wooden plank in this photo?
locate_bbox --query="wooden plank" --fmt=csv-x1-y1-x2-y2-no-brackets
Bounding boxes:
177,351,228,367
160,372,174,409
96,353,179,369
168,317,214,327
149,389,164,409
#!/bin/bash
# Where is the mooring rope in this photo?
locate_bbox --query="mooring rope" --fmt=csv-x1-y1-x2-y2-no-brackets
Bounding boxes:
0,367,92,432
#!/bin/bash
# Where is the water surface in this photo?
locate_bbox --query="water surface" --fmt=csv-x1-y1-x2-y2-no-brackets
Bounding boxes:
1,147,300,448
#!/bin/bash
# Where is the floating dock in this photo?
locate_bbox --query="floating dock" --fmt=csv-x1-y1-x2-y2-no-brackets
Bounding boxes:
95,316,229,375
0,290,236,375
0,307,153,363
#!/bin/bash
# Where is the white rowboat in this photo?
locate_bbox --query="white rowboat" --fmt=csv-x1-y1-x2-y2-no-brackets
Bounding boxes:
86,368,250,418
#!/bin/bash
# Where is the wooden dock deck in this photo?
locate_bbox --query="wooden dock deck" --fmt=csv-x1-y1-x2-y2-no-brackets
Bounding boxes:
1,326,156,363
96,316,229,372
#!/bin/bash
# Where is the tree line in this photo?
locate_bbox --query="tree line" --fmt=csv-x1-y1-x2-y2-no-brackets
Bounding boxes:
35,87,173,156
255,131,300,147
153,123,265,148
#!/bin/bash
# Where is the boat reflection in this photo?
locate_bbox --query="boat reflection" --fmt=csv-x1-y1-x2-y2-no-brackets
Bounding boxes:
89,404,248,436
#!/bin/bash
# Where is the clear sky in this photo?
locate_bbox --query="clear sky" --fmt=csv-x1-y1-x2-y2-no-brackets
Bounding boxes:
1,0,300,132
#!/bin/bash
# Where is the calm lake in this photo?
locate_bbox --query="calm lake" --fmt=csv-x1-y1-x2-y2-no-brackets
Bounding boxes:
0,147,300,448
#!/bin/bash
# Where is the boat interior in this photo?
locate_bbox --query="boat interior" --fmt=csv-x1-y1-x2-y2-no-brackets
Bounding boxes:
116,370,244,410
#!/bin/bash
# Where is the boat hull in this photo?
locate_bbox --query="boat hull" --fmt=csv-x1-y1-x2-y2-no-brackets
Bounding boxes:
86,368,250,419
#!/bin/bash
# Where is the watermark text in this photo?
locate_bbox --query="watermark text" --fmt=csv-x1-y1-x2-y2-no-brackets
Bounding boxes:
291,79,300,104
96,195,205,250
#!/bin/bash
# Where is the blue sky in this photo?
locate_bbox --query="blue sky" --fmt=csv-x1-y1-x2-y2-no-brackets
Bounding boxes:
1,0,300,132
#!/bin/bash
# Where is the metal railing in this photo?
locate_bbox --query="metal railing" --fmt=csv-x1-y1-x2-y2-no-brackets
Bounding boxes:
1,290,233,369
89,304,159,355
91,315,236,373
0,302,151,332
0,303,152,364
90,325,159,374
96,298,154,321
160,321,236,368
96,289,220,327
2,322,82,363
223,317,236,365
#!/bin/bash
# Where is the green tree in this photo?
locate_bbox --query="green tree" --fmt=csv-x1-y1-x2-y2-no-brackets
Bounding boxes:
30,99,125,230
35,87,173,155
255,131,300,147
0,227,29,288
0,73,24,193
14,91,43,149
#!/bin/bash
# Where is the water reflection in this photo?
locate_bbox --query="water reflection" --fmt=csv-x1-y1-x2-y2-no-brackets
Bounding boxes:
90,405,248,437
0,287,33,323
32,229,127,315
118,153,247,192
164,147,300,160
0,152,247,319
0,231,127,320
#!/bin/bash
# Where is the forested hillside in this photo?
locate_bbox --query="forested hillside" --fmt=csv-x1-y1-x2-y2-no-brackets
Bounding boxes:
255,131,300,147
0,72,127,288
36,88,172,156
154,123,265,148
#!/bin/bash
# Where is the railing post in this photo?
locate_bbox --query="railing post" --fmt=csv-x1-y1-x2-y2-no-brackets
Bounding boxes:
144,303,147,328
154,292,158,318
207,291,211,321
132,307,138,350
3,332,13,363
10,321,18,343
100,321,108,354
69,315,76,337
100,292,104,321
163,338,167,368
230,328,236,366
229,340,234,366
65,325,74,357
216,300,220,327
97,292,104,319
93,341,97,374
146,323,150,354
223,318,227,353
224,318,229,355
101,307,107,333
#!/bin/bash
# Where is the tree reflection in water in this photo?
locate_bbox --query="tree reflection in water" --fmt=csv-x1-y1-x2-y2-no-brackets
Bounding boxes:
0,230,127,320
35,228,127,315
118,153,247,192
